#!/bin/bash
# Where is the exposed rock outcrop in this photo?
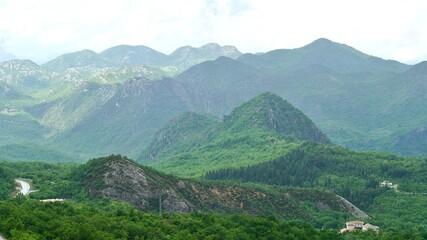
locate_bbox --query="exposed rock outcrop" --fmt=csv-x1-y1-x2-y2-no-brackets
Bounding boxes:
82,155,362,220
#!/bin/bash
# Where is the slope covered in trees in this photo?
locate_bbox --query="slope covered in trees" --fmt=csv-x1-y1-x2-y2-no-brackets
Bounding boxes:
206,142,427,231
142,93,329,177
1,198,413,240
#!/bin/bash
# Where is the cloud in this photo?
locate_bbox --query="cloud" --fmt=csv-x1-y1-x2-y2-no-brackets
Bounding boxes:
0,0,426,64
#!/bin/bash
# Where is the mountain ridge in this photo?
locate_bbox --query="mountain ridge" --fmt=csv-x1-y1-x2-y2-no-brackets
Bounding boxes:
82,154,358,221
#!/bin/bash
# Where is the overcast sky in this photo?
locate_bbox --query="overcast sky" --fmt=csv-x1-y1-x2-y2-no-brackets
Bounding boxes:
0,0,426,64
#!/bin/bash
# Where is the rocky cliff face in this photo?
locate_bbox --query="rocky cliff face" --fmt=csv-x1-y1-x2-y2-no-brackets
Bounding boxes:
85,155,193,213
83,155,358,219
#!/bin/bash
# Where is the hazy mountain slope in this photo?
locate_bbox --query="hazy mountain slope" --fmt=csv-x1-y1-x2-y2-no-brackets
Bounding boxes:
0,82,22,101
144,93,329,177
43,49,113,71
2,39,426,160
367,61,427,155
174,56,374,147
392,127,427,156
167,43,242,69
42,43,242,73
0,60,50,93
142,112,219,160
51,77,196,158
238,38,409,74
0,112,47,146
28,82,119,137
173,41,422,155
100,45,168,66
176,56,268,116
0,143,75,162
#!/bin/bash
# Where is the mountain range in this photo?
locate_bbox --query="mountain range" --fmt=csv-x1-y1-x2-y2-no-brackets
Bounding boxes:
1,38,426,163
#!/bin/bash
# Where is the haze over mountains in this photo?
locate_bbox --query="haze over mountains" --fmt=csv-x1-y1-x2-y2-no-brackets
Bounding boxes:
1,38,426,163
0,48,18,62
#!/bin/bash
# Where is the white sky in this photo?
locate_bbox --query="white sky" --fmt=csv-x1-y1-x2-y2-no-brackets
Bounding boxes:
0,0,426,64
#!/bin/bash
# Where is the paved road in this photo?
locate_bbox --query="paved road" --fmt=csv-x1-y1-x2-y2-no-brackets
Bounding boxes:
15,179,31,195
0,234,6,240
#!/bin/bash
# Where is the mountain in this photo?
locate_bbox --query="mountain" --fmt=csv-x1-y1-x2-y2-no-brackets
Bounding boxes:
238,38,409,74
81,154,357,220
2,38,427,160
48,77,196,158
171,40,424,155
167,43,242,69
175,56,265,115
43,49,113,71
42,43,242,72
100,45,168,66
368,61,427,155
0,60,50,93
219,92,331,143
143,93,329,177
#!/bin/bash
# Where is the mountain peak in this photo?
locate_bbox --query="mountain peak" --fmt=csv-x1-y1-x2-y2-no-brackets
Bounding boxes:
43,49,111,71
223,92,331,144
200,43,222,50
310,38,335,45
100,45,167,66
168,43,242,68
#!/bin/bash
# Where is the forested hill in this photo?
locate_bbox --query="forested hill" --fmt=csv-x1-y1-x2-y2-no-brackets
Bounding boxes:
206,142,427,230
218,92,331,144
142,93,330,177
78,154,357,223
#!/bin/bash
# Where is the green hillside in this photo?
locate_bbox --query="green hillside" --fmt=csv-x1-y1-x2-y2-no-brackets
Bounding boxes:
0,155,425,238
143,93,329,177
43,49,113,71
141,112,219,160
206,142,427,231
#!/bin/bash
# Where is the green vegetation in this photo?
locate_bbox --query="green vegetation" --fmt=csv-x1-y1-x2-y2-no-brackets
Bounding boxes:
0,198,410,240
206,142,427,231
79,155,354,225
144,93,329,177
0,155,426,238
0,166,14,199
0,162,84,200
